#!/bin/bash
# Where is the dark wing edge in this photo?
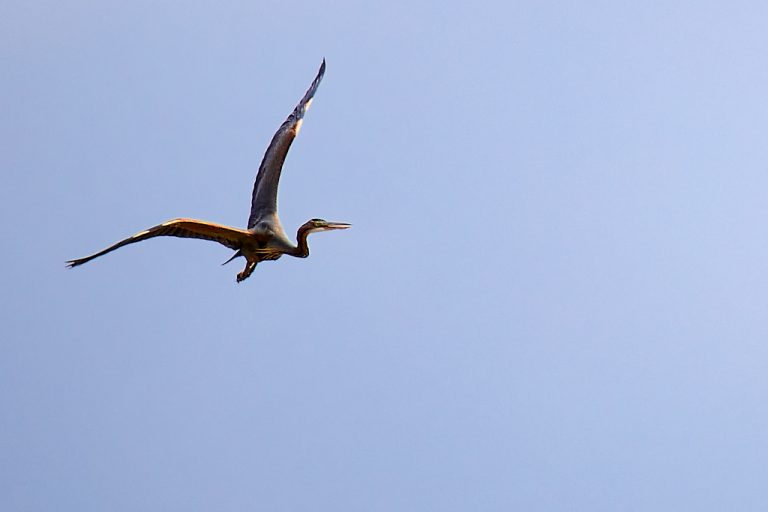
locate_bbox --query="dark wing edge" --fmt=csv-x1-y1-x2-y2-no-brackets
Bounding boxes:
66,219,253,268
248,59,326,229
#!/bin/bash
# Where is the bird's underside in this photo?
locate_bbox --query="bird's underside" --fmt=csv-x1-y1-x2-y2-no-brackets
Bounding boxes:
66,59,351,283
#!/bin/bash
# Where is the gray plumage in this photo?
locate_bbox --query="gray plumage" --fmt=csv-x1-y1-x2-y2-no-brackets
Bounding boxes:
67,59,350,282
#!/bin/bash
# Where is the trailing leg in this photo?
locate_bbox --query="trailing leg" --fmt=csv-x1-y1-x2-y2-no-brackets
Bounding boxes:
236,261,257,282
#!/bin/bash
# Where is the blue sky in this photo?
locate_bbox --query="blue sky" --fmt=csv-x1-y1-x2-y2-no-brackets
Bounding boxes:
3,1,768,510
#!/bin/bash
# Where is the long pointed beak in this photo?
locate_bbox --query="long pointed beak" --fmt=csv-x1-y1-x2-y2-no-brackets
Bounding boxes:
326,222,351,230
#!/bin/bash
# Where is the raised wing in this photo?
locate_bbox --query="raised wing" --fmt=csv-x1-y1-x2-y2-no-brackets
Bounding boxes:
248,59,325,229
66,219,253,267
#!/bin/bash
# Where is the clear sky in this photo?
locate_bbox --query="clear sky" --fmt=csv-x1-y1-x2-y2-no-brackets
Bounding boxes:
3,1,768,510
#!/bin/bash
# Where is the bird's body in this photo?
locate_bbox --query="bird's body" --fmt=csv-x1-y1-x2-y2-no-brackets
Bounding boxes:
67,60,350,282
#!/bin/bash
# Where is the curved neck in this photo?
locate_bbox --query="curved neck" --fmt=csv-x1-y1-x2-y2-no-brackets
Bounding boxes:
288,224,313,258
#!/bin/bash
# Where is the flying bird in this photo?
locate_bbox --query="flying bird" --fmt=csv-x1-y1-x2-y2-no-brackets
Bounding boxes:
67,59,350,282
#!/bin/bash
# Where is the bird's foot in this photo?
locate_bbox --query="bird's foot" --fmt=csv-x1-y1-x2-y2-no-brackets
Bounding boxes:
236,261,257,283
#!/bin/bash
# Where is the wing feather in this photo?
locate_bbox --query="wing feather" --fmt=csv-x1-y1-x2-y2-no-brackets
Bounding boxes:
248,59,325,229
66,219,253,267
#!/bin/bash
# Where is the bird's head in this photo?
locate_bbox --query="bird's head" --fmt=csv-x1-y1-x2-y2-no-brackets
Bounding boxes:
302,218,352,234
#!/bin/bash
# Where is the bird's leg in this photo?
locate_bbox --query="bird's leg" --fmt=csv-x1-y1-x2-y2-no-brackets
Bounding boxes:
236,261,257,282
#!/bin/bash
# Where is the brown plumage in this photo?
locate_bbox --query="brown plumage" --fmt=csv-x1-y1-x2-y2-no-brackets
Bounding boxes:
67,59,350,282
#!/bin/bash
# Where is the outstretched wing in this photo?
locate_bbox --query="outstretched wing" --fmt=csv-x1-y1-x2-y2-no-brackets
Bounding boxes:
66,219,253,267
248,59,325,229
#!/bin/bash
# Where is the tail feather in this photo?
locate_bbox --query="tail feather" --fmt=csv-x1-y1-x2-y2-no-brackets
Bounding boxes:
222,250,242,265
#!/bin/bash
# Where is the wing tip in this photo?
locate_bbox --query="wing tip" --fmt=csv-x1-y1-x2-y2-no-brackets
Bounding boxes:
316,58,326,83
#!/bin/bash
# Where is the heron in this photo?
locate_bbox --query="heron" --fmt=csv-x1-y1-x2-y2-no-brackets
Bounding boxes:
67,59,350,282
